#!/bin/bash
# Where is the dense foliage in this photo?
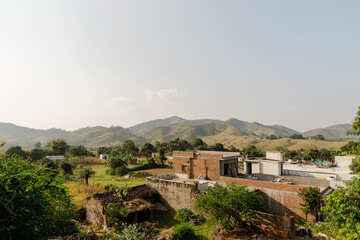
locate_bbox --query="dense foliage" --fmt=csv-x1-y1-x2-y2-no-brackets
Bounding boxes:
176,208,204,225
0,154,77,239
171,223,197,240
297,187,320,221
196,184,266,229
321,177,360,239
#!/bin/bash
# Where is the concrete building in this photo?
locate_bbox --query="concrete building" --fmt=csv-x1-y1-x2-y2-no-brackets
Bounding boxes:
172,150,240,181
99,154,109,160
244,151,284,178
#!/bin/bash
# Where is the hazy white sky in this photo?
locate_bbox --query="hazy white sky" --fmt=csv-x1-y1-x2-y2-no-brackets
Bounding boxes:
1,1,359,132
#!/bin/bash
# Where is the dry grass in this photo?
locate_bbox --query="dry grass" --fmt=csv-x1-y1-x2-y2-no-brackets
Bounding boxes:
202,135,347,151
64,182,106,209
70,156,106,165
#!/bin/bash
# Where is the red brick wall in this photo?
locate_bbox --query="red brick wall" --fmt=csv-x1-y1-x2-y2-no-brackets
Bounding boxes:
191,158,220,181
220,177,311,220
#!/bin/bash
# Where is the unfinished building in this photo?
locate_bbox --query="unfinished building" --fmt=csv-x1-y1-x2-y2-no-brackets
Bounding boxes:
172,150,240,181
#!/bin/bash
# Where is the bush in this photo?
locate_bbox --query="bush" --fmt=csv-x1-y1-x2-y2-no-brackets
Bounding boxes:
171,223,196,240
118,223,150,240
116,166,129,176
196,184,266,229
176,208,204,225
0,154,78,239
59,160,75,175
105,203,129,231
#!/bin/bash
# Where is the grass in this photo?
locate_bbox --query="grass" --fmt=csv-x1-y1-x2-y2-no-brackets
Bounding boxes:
65,164,172,208
64,181,105,208
153,212,218,240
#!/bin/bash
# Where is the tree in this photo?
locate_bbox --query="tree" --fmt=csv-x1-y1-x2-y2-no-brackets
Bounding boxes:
0,154,77,239
59,160,75,175
34,142,41,148
340,141,360,155
98,146,112,156
242,145,265,157
107,155,128,170
297,186,320,221
209,143,227,151
310,134,325,141
78,165,95,185
29,148,46,161
46,138,69,155
290,134,305,139
169,138,192,151
350,157,360,174
5,146,29,159
321,177,360,239
140,143,155,157
196,184,266,229
110,145,122,157
157,147,166,165
122,140,138,155
304,147,320,161
347,106,360,136
66,145,93,158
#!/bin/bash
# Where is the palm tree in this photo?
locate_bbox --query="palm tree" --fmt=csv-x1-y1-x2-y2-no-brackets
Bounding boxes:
79,165,96,185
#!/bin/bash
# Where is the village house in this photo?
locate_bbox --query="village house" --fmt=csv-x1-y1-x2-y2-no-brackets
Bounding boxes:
148,150,356,220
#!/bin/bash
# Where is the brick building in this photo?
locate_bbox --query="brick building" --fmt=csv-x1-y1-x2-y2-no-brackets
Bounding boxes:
172,150,240,181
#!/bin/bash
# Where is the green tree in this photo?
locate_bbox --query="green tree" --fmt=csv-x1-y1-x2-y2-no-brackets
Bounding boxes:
98,146,112,155
140,143,155,157
321,177,360,239
242,145,265,157
297,186,320,221
46,138,69,155
78,165,95,185
34,142,41,148
350,157,360,174
310,134,325,141
196,184,266,229
0,154,77,239
107,155,128,169
66,145,93,158
110,146,122,157
209,143,227,151
347,106,360,136
290,134,305,139
122,140,138,155
157,147,166,165
5,146,29,159
29,148,46,161
304,147,320,161
340,141,360,155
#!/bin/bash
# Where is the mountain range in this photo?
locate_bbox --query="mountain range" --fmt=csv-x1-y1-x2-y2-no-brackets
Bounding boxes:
0,116,353,149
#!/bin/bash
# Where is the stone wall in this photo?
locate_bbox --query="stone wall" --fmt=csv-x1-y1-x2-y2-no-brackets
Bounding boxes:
219,176,310,220
146,174,198,212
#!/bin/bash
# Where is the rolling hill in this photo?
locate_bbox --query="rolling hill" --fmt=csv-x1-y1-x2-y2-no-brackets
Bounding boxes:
130,116,299,137
0,118,352,150
138,123,246,143
303,124,353,139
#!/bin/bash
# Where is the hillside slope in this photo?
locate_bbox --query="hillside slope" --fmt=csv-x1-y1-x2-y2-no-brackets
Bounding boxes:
303,124,352,139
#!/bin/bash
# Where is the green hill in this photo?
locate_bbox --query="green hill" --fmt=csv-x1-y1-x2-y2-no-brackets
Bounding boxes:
303,124,353,139
139,123,246,143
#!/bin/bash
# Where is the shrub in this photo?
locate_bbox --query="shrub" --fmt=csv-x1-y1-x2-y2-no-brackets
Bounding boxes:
59,160,75,175
0,154,78,239
196,184,266,229
118,223,150,240
171,223,196,240
116,166,129,176
176,208,204,225
105,203,129,231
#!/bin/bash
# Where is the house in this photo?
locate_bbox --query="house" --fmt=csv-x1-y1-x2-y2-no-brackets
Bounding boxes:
172,150,240,181
100,154,109,160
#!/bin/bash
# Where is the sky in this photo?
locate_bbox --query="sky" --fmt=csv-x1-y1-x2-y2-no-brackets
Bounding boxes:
0,1,359,132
